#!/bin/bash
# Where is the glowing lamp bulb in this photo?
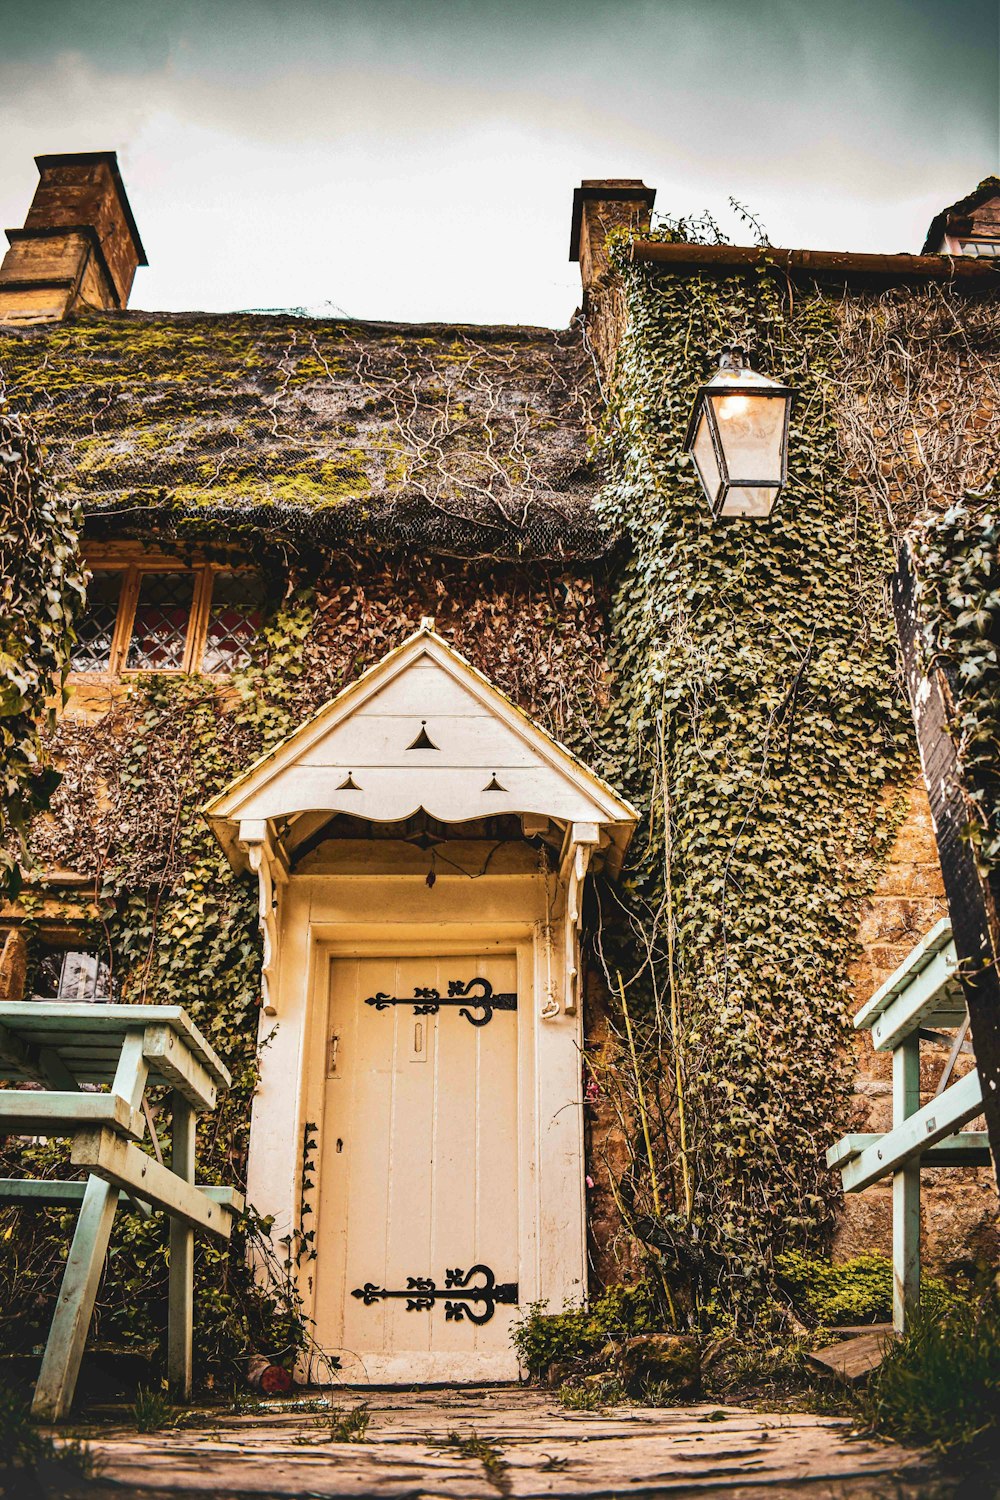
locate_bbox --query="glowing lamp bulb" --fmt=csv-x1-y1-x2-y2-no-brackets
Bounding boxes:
717,394,750,421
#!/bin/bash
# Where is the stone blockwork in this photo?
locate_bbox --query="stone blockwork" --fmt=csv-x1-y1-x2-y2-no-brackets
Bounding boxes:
834,775,999,1276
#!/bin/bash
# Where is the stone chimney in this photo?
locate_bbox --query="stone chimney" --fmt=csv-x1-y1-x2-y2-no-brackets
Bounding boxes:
569,179,656,291
0,151,147,324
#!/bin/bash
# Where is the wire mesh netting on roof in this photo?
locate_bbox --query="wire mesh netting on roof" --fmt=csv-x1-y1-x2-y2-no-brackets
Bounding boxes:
0,312,612,561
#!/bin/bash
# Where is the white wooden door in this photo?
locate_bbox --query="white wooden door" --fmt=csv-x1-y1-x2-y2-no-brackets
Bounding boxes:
313,953,521,1382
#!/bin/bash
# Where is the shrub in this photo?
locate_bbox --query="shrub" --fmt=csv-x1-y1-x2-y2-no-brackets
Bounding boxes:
776,1251,892,1325
775,1251,959,1329
864,1287,1000,1462
510,1283,658,1377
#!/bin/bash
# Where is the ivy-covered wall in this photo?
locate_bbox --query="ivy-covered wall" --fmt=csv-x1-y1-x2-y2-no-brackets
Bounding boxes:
578,254,915,1313
0,401,85,897
579,247,999,1315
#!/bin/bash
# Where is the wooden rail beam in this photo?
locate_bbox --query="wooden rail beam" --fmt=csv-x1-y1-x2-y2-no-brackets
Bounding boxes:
142,1026,218,1112
70,1128,237,1238
0,1180,244,1208
828,1132,992,1171
869,948,967,1050
836,1069,984,1193
0,1091,144,1139
168,1093,196,1398
32,1033,149,1422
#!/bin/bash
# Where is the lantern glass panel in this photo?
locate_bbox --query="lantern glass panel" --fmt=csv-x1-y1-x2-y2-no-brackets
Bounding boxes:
719,485,780,520
691,409,723,507
708,390,787,482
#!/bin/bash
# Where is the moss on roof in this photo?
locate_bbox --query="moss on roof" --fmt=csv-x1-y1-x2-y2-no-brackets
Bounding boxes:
0,311,608,559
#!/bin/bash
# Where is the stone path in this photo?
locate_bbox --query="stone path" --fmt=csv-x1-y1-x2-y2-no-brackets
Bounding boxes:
58,1388,952,1499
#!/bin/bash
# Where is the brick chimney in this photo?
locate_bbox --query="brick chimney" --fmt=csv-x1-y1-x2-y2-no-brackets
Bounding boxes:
0,151,146,324
569,179,656,290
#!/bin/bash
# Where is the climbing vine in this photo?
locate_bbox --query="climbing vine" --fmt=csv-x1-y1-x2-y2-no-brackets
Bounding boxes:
910,499,1000,880
3,250,997,1371
0,398,85,895
585,241,914,1314
0,551,610,1380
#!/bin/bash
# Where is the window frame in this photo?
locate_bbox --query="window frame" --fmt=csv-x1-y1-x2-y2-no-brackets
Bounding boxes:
73,548,259,678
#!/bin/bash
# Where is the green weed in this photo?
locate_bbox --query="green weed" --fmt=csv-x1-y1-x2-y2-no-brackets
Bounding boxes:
559,1374,625,1411
864,1288,1000,1463
431,1428,509,1492
133,1384,178,1433
320,1402,371,1443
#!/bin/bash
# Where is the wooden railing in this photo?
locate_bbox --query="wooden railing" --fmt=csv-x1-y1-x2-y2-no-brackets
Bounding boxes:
827,918,989,1333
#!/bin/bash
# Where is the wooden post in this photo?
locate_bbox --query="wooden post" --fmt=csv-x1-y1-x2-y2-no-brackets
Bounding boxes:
32,1032,149,1421
893,546,1000,1188
167,1093,195,1400
32,1176,120,1421
892,1037,921,1333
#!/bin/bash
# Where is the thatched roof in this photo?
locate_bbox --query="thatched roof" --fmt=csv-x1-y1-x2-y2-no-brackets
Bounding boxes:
0,311,609,560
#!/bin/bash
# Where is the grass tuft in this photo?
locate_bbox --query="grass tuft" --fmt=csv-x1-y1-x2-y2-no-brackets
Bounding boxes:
559,1374,625,1411
320,1402,371,1443
430,1428,510,1492
133,1385,178,1433
863,1287,1000,1465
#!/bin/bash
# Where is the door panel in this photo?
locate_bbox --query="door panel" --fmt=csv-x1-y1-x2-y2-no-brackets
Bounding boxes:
314,953,520,1382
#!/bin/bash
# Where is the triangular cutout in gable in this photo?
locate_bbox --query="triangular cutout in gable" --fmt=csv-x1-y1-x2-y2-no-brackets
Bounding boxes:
407,722,439,751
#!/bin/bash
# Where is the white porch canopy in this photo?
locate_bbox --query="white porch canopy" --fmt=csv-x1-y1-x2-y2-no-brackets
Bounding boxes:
203,623,636,1015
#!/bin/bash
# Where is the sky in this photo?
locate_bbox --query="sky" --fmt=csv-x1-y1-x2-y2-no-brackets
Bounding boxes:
0,0,996,328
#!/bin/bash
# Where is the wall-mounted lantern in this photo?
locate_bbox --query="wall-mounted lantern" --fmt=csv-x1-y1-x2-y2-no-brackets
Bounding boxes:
683,347,795,521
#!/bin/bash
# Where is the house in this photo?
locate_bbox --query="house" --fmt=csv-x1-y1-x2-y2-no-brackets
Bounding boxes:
0,153,997,1384
922,176,1000,257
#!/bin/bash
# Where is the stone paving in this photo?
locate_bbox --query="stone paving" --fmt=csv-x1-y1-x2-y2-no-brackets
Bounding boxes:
53,1387,957,1499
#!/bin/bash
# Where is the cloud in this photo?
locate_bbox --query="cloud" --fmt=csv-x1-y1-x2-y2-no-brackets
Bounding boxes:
0,0,994,324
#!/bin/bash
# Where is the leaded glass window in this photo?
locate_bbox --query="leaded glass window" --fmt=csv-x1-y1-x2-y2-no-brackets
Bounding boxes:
34,949,111,1003
70,572,122,672
69,559,262,675
126,572,197,671
201,571,264,672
